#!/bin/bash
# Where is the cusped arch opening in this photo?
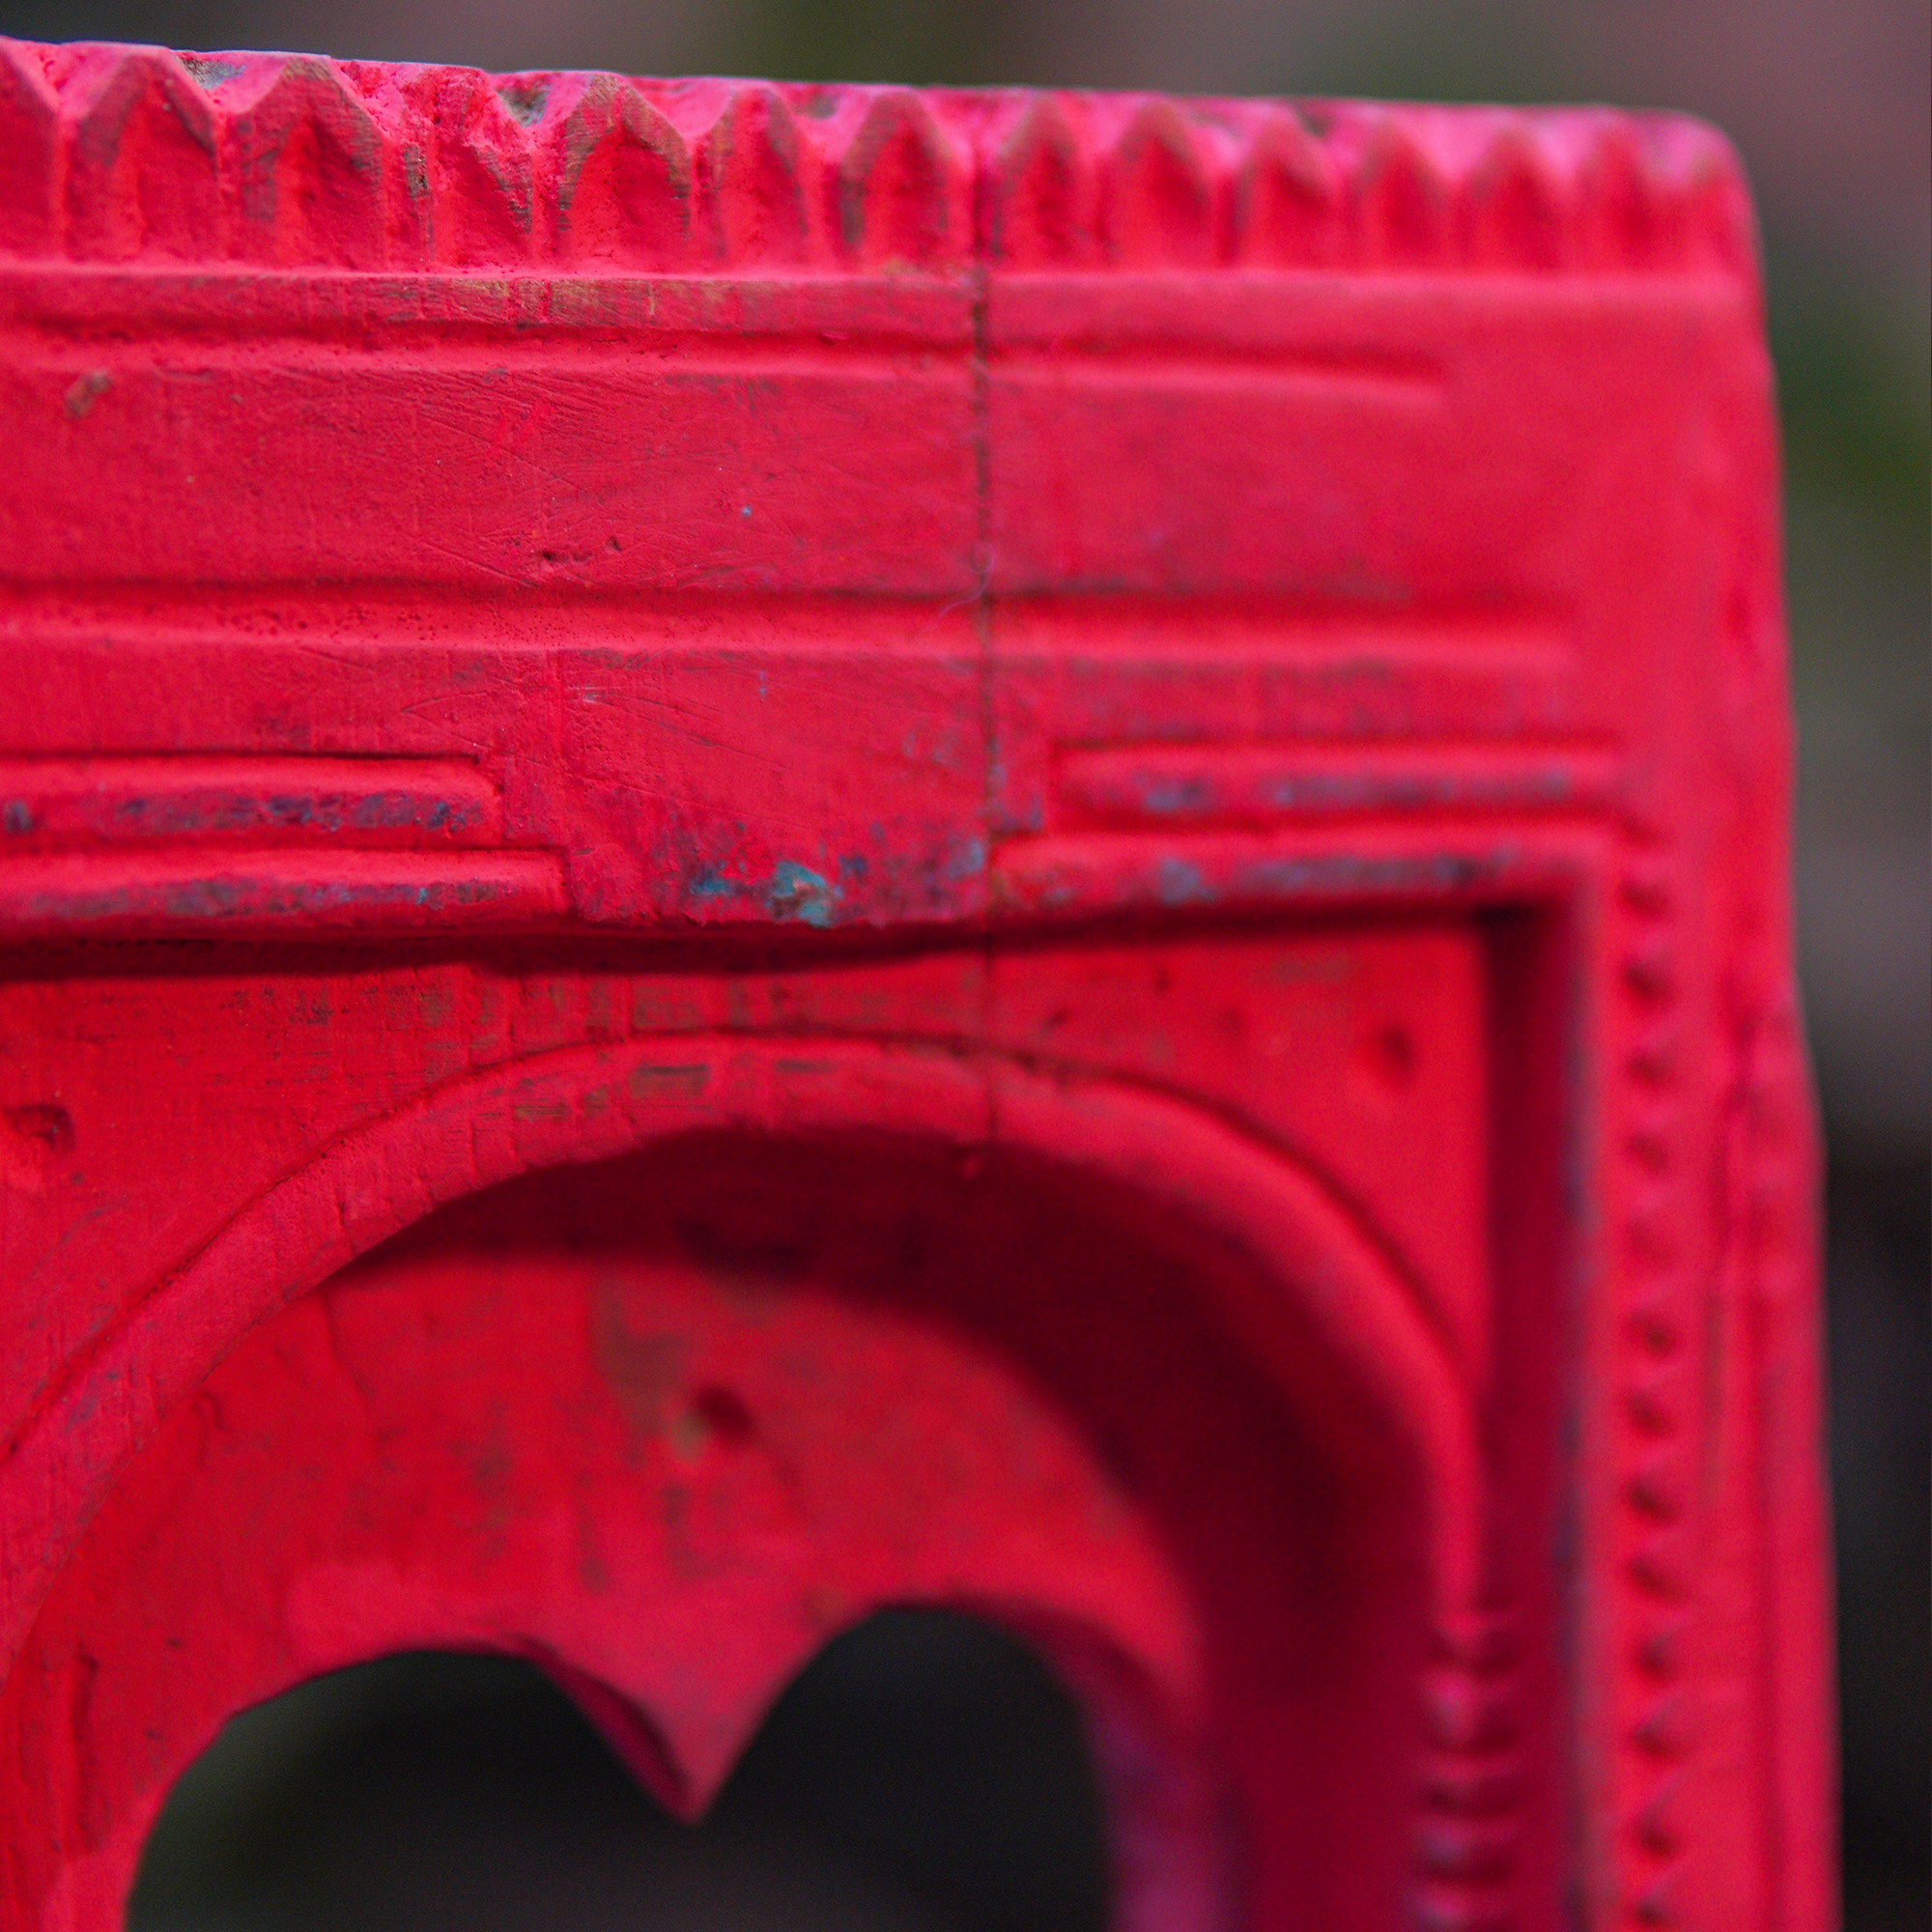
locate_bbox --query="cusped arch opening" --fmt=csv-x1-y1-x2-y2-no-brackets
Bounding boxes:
128,1615,1111,1932
357,1121,1441,1899
5,1117,1449,1932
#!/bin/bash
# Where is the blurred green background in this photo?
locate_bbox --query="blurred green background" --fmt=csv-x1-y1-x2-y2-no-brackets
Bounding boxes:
1,0,1923,1926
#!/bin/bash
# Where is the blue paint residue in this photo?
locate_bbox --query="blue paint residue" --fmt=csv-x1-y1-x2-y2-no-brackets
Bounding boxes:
1138,776,1212,817
1154,857,1213,907
767,861,840,927
942,835,987,882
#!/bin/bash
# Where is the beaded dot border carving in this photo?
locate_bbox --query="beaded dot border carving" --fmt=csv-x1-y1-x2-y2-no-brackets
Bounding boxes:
1617,848,1694,1929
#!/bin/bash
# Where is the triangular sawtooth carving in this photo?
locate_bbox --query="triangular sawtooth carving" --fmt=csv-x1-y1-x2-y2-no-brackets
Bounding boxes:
1650,123,1759,281
0,41,58,256
57,43,219,263
1099,99,1220,267
1352,114,1455,269
427,66,537,267
219,55,385,268
544,72,695,270
1578,118,1675,270
0,41,1760,291
984,94,1094,266
1233,105,1340,267
1463,123,1570,270
704,83,813,265
831,88,965,269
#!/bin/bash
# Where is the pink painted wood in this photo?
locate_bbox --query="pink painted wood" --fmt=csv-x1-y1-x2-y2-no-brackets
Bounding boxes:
0,41,1831,1932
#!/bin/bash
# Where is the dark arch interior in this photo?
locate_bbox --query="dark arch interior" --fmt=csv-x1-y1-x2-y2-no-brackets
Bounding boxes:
128,1610,1110,1932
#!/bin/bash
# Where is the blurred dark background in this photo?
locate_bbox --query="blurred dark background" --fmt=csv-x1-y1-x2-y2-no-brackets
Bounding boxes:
5,0,1921,1926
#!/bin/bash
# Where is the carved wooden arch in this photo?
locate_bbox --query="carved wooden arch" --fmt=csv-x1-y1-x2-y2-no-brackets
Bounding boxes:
0,1034,1480,1652
3,1032,1476,1929
0,35,1833,1932
6,1215,1222,1929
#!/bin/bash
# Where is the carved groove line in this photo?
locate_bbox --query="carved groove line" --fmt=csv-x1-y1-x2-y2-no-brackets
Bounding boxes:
0,40,1757,281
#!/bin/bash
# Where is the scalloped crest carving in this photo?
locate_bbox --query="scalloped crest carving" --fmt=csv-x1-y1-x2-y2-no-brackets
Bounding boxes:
0,39,1759,285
